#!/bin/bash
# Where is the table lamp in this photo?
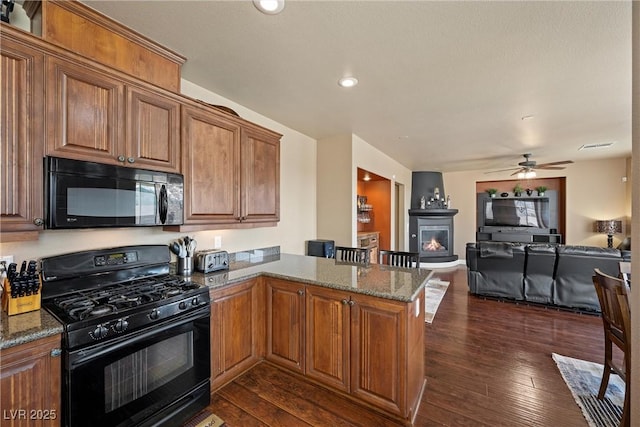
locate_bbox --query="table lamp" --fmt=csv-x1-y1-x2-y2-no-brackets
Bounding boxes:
595,220,622,248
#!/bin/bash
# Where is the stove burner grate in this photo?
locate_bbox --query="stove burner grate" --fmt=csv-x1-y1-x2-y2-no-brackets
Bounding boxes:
49,274,202,322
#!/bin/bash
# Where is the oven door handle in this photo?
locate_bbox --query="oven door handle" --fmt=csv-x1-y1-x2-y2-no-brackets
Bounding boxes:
68,306,210,368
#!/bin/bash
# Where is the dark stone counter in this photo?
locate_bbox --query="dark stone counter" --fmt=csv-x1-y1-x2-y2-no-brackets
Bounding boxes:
190,253,433,302
0,309,64,350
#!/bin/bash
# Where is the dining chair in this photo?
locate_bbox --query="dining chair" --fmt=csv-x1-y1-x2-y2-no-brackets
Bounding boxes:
334,246,370,265
378,250,420,268
618,261,631,288
592,268,631,427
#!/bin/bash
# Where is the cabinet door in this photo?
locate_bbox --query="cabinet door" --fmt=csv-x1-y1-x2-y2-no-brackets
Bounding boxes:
0,35,45,238
305,285,350,392
350,293,407,416
0,334,62,427
210,279,263,391
46,56,125,164
265,278,305,372
181,105,241,224
240,125,280,223
125,85,180,172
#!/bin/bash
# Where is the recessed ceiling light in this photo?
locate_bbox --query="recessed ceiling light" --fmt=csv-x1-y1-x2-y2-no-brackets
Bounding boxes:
253,0,285,15
338,77,358,88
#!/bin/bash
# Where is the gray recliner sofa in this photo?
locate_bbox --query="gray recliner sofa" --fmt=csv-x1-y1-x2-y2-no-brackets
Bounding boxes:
466,242,626,312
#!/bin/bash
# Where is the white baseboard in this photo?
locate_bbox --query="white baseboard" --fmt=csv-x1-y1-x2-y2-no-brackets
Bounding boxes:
419,258,466,269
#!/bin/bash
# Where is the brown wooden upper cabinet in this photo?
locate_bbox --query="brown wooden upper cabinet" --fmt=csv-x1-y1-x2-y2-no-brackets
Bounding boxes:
45,56,181,173
0,30,46,239
169,104,281,231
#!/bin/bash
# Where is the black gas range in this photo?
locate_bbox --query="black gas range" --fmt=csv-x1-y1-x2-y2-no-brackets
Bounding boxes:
40,245,211,427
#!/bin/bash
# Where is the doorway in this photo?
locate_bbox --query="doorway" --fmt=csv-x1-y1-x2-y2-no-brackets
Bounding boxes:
395,182,405,251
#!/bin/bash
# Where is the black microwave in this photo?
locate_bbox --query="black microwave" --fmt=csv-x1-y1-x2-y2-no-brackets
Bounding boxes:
45,156,184,229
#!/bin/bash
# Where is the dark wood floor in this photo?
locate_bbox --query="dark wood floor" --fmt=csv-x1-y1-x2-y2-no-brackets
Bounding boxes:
205,266,603,426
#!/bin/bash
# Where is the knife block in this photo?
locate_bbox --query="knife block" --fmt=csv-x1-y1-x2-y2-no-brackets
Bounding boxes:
2,277,41,316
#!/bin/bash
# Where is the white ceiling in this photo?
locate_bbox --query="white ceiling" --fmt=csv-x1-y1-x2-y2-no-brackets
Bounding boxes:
83,0,633,173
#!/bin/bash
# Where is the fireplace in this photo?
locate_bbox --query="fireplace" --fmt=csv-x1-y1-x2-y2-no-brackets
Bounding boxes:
409,171,458,263
420,225,449,254
410,213,457,262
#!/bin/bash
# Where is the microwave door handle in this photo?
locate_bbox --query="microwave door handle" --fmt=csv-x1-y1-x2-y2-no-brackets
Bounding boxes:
159,184,168,224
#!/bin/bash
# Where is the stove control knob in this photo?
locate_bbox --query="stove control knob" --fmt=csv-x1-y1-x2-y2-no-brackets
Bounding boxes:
113,319,129,333
179,301,188,310
92,325,108,340
149,308,161,320
191,297,199,306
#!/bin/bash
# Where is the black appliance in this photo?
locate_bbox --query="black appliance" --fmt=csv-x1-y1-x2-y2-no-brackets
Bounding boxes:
40,245,210,427
306,239,335,258
45,156,184,229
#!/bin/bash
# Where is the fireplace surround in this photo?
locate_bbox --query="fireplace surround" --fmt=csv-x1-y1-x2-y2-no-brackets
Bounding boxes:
409,209,458,262
409,172,459,262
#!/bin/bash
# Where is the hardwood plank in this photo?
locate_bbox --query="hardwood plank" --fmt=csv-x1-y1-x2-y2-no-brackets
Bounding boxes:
204,265,602,426
207,394,268,427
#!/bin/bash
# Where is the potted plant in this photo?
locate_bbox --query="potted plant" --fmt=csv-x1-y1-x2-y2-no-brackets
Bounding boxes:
535,186,547,196
485,188,498,198
513,183,524,197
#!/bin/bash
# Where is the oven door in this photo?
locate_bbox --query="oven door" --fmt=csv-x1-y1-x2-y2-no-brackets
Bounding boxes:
65,307,210,427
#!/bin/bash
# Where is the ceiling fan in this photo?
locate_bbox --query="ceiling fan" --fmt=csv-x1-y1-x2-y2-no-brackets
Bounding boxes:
486,153,574,176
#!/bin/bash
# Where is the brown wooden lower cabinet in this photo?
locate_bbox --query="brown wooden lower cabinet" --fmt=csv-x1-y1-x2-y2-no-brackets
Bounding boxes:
0,334,62,427
265,278,305,373
305,285,351,392
265,279,426,424
209,278,264,391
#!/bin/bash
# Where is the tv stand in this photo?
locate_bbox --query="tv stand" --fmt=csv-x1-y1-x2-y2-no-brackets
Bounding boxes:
476,231,562,244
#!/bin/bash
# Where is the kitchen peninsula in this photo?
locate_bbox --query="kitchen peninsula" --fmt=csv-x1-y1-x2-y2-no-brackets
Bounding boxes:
199,252,431,426
1,252,431,426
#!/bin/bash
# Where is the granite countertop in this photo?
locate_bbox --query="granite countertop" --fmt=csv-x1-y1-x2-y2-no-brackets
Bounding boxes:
0,308,64,350
0,253,431,350
191,253,433,302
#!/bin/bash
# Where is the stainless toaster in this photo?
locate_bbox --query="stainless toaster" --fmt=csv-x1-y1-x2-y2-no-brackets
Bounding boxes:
194,250,229,273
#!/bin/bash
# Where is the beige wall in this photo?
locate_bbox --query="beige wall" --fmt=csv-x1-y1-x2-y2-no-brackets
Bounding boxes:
0,80,317,261
630,2,638,423
316,134,353,246
316,134,413,249
444,157,630,259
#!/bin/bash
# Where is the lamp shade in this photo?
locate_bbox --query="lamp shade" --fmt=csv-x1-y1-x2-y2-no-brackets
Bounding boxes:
595,220,622,235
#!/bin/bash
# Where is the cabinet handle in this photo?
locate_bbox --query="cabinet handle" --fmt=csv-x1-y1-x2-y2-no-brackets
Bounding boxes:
348,300,355,306
341,299,348,305
117,155,126,162
297,289,304,296
50,348,62,358
33,218,44,226
411,234,417,238
127,157,135,164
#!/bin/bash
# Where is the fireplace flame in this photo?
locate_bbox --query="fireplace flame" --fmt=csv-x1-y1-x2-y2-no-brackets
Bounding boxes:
423,237,444,251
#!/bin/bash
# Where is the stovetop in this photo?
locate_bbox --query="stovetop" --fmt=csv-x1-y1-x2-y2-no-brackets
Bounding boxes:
44,274,204,324
39,245,211,350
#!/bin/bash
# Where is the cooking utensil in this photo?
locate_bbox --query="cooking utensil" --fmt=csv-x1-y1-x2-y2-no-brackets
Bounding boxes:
187,239,197,257
169,241,182,257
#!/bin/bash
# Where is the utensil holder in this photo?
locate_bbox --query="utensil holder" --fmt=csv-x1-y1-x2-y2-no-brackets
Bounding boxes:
177,256,193,276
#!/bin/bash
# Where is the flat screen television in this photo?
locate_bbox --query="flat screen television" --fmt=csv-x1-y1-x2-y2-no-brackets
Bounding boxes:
482,198,550,229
